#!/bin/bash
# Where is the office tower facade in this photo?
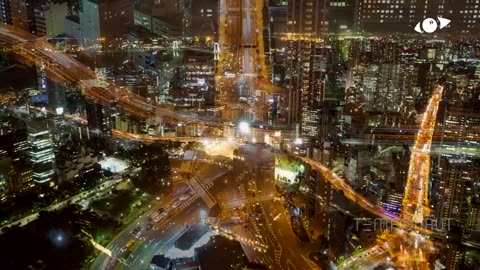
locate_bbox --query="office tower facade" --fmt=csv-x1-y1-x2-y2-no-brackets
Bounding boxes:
28,124,55,184
9,0,37,33
179,49,216,107
355,0,423,33
355,0,480,34
85,100,112,136
133,0,185,38
285,0,325,139
0,0,11,24
0,116,29,161
435,0,480,35
285,1,347,160
287,0,328,34
190,0,217,37
429,75,480,239
267,1,288,88
433,157,479,233
379,192,403,216
287,0,355,33
34,1,69,37
328,0,356,32
0,117,31,194
78,0,132,45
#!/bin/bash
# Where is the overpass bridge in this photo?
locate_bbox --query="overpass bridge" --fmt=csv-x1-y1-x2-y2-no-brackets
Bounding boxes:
0,24,224,126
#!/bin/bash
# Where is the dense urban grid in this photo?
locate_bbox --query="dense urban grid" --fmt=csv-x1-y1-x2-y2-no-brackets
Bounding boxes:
0,0,479,269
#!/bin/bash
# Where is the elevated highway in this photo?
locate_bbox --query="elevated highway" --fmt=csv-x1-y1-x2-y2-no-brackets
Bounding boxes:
0,24,222,125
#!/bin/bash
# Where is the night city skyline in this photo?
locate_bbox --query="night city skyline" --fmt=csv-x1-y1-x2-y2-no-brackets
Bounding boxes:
0,0,479,270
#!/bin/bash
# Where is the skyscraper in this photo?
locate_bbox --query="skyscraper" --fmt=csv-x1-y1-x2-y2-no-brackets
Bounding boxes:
433,157,479,234
78,0,133,46
287,0,328,34
0,0,11,25
133,0,185,38
285,0,326,140
355,0,422,33
28,121,55,184
85,100,112,136
355,0,480,34
34,1,69,37
285,1,345,160
10,0,36,33
328,0,356,32
0,116,32,194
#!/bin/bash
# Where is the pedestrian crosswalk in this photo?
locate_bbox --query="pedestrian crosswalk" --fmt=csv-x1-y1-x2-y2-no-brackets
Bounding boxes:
178,179,215,211
187,177,216,208
222,194,274,209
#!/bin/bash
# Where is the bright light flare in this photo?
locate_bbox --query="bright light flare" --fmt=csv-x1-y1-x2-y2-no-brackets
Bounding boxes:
238,122,251,134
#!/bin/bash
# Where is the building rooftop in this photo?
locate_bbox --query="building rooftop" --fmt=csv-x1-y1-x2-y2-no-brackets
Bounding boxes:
174,223,209,251
194,235,248,270
150,254,172,269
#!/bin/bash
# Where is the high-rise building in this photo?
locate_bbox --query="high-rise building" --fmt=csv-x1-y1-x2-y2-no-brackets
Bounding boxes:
78,0,132,45
355,0,422,33
285,1,347,159
285,0,324,131
85,100,112,136
113,67,157,100
436,0,480,35
379,192,403,216
328,0,356,32
178,49,216,107
0,116,29,161
431,82,480,236
286,39,345,160
287,0,355,34
0,116,32,194
133,0,185,38
287,0,328,34
0,0,11,25
355,0,480,34
190,0,217,38
10,0,36,33
267,1,288,86
34,1,69,37
28,121,55,184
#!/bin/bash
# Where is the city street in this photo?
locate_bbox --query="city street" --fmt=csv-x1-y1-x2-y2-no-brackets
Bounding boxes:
90,162,229,270
225,145,318,270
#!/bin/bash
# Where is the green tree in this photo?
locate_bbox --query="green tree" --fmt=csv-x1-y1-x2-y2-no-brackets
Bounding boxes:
132,143,171,195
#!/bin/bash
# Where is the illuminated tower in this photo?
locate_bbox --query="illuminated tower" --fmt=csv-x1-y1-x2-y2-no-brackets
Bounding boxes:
433,157,479,233
431,78,480,237
285,0,327,136
28,120,55,185
85,100,112,136
354,0,427,33
79,0,133,46
10,0,35,33
286,1,345,161
0,0,11,25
